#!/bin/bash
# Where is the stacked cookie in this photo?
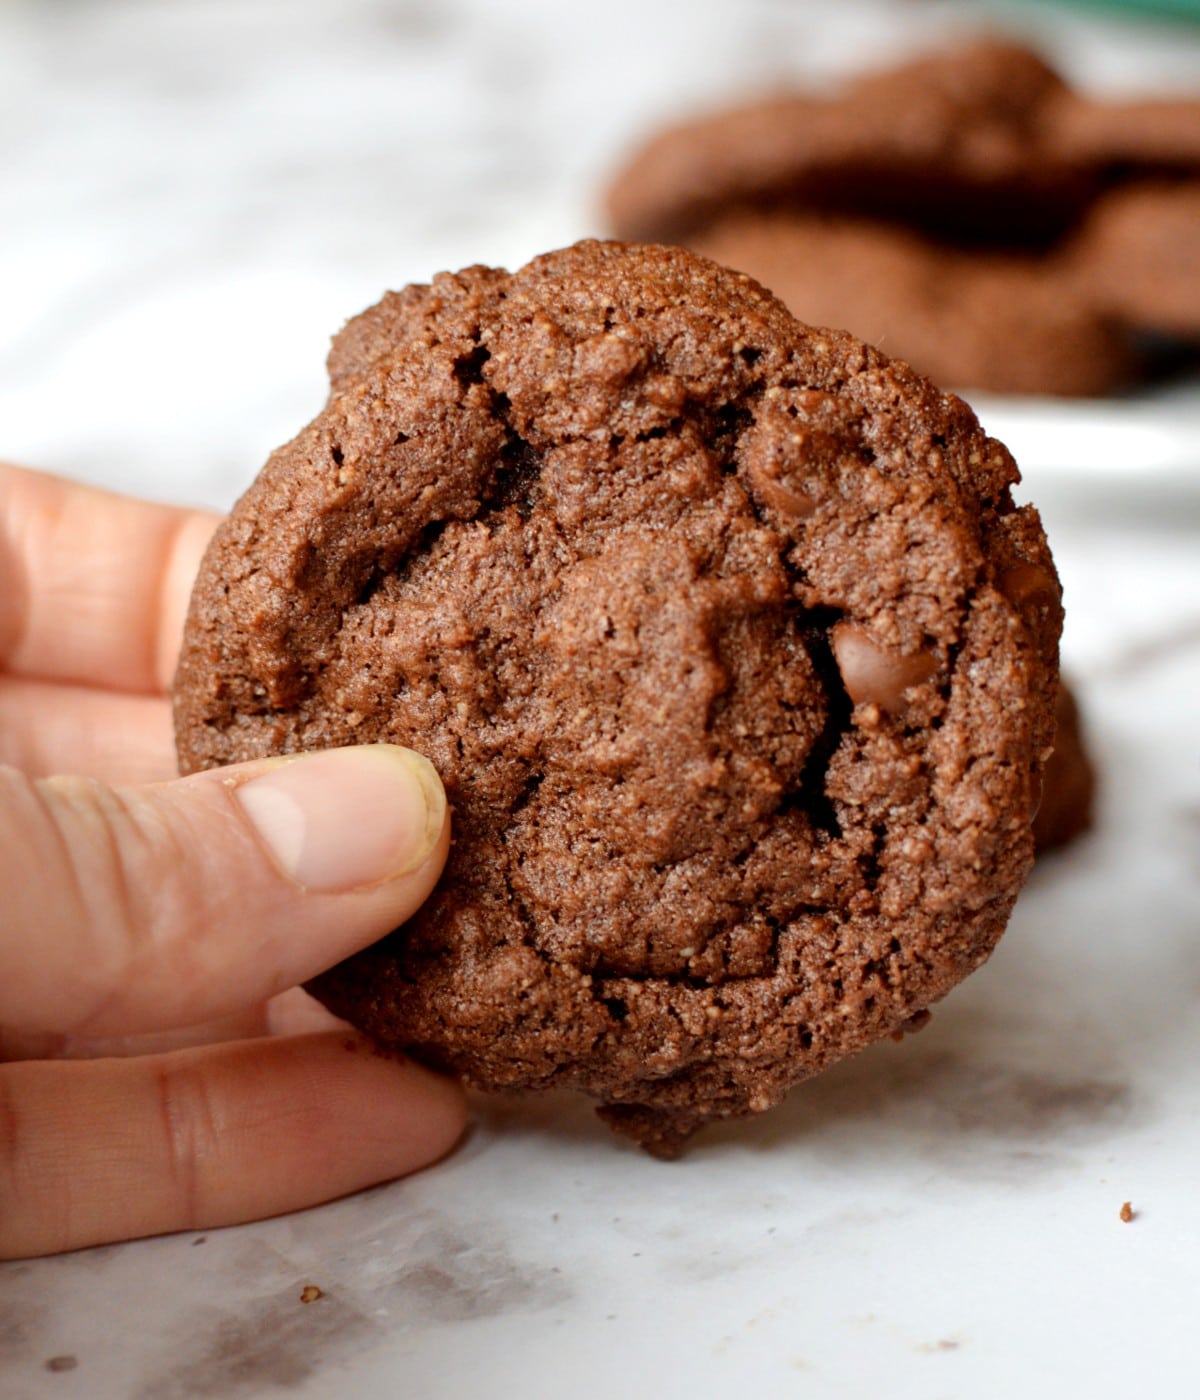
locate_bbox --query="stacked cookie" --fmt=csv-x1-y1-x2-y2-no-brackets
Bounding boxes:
606,39,1200,396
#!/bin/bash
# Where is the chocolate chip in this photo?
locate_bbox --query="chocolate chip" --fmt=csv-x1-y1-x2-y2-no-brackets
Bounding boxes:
998,561,1058,612
831,621,939,714
746,455,817,519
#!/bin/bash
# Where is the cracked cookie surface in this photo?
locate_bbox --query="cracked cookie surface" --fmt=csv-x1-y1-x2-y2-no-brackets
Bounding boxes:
174,240,1061,1155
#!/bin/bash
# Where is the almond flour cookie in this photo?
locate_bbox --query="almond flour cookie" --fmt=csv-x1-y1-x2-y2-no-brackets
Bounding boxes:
174,241,1061,1155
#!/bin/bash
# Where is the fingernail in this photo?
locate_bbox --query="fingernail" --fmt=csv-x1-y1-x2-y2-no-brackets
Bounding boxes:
234,745,446,892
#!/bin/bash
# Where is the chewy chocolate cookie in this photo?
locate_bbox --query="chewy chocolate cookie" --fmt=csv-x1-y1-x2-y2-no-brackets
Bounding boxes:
1033,681,1095,856
606,40,1083,249
1069,182,1200,343
690,211,1133,397
175,240,1061,1155
606,38,1200,395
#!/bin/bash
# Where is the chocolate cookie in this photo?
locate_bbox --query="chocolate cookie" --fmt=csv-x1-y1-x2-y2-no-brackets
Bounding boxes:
1049,93,1200,173
1068,182,1200,343
1033,681,1095,856
174,240,1061,1155
691,211,1134,397
606,39,1083,248
605,38,1200,395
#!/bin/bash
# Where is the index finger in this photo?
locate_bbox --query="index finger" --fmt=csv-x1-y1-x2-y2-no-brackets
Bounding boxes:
0,463,220,695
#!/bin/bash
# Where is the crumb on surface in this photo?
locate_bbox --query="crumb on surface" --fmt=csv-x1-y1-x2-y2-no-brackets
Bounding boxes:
300,1285,324,1304
1120,1201,1134,1223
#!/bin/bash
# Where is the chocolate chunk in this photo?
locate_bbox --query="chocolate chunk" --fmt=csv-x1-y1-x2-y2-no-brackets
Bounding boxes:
745,457,817,520
831,622,939,716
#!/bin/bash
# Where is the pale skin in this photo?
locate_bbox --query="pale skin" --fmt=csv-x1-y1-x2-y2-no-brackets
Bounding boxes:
0,462,468,1260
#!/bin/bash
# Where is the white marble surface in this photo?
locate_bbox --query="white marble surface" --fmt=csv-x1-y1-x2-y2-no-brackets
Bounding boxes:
2,1,1200,1396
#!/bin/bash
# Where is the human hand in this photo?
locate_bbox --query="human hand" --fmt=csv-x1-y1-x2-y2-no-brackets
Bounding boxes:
0,463,466,1259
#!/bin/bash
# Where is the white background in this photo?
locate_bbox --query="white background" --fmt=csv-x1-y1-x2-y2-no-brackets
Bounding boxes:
2,2,1199,1396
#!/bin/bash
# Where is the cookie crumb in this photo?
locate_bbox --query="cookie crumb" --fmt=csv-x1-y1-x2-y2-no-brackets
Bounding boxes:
300,1285,324,1304
1119,1201,1134,1223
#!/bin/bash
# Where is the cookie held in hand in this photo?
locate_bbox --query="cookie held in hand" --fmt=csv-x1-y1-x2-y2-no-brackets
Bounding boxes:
174,240,1061,1155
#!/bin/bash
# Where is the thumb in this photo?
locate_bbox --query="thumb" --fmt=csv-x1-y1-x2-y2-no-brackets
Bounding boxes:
0,744,450,1038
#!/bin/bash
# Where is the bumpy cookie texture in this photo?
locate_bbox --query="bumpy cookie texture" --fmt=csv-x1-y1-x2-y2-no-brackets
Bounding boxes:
175,241,1061,1156
606,38,1200,395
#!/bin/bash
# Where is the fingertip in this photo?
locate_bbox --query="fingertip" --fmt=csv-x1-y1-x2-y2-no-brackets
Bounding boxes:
230,744,449,894
0,745,453,1038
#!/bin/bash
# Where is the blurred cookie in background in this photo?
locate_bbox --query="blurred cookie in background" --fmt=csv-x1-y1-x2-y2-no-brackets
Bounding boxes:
1070,182,1200,343
691,211,1135,396
605,37,1200,396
